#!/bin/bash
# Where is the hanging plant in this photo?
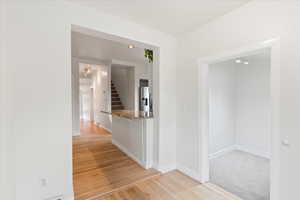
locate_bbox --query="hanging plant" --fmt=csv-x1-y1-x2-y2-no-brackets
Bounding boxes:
144,49,153,63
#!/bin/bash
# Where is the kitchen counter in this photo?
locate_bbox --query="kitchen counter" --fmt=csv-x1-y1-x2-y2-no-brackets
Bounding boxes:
102,110,153,120
102,109,154,169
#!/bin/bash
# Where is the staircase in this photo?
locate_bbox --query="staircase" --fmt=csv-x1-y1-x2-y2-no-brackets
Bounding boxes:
111,81,125,110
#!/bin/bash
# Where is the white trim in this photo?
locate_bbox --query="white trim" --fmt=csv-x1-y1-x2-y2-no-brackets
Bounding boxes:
0,0,7,199
197,38,281,200
71,25,164,197
65,193,74,200
235,145,270,159
44,195,71,200
209,145,236,160
209,145,270,160
198,62,210,182
156,164,177,174
111,59,141,67
72,25,160,170
72,132,80,136
96,122,112,133
203,183,243,200
269,39,281,200
177,164,202,182
72,56,110,66
112,139,146,169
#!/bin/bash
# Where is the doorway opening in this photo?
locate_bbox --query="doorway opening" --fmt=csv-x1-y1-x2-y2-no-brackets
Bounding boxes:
209,50,271,200
71,26,160,200
198,39,280,200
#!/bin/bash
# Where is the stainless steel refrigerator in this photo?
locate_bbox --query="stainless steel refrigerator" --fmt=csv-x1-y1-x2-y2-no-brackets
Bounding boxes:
139,86,150,113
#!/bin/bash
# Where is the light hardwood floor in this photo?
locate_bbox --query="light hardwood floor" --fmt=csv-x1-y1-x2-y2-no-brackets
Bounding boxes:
73,121,239,200
99,170,239,200
73,121,159,200
79,120,111,136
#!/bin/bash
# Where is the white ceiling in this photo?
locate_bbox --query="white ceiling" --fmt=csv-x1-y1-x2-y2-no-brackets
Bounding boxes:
66,0,251,35
72,32,147,64
215,49,270,66
242,49,270,63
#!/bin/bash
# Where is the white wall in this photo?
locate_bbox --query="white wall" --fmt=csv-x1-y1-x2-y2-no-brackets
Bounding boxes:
71,59,80,136
3,1,177,200
8,2,74,199
0,0,5,197
209,63,236,155
79,84,92,121
0,0,12,199
93,65,112,131
128,68,135,111
236,57,271,158
177,1,300,198
6,2,73,199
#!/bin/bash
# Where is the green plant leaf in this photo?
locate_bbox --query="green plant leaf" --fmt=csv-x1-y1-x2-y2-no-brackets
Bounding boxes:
144,49,153,63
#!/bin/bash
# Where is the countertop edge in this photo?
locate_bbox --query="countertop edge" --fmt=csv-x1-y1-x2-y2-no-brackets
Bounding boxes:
100,110,154,120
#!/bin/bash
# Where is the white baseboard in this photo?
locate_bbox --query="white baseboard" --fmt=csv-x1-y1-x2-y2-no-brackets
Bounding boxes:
177,164,201,182
235,145,270,159
155,164,176,174
65,195,74,200
209,145,236,160
72,132,80,136
96,122,112,133
209,145,270,160
112,139,146,168
44,194,74,200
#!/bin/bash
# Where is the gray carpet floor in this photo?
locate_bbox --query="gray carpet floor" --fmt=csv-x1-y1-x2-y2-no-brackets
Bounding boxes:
210,150,270,200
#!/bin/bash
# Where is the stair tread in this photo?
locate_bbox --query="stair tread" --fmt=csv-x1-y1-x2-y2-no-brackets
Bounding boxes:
111,81,124,110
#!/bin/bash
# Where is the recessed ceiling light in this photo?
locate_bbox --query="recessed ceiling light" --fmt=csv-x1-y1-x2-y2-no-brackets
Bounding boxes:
244,61,249,65
128,45,135,49
235,59,241,63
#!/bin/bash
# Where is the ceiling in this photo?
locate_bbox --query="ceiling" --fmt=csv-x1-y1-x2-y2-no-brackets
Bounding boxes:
235,49,270,64
214,49,270,67
72,32,147,64
66,0,251,36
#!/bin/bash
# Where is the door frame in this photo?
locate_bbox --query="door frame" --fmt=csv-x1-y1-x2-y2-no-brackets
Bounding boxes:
72,57,111,135
71,25,162,172
197,38,281,200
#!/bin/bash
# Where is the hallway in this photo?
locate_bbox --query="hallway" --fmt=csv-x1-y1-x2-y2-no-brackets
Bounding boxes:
79,121,111,136
73,121,159,200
